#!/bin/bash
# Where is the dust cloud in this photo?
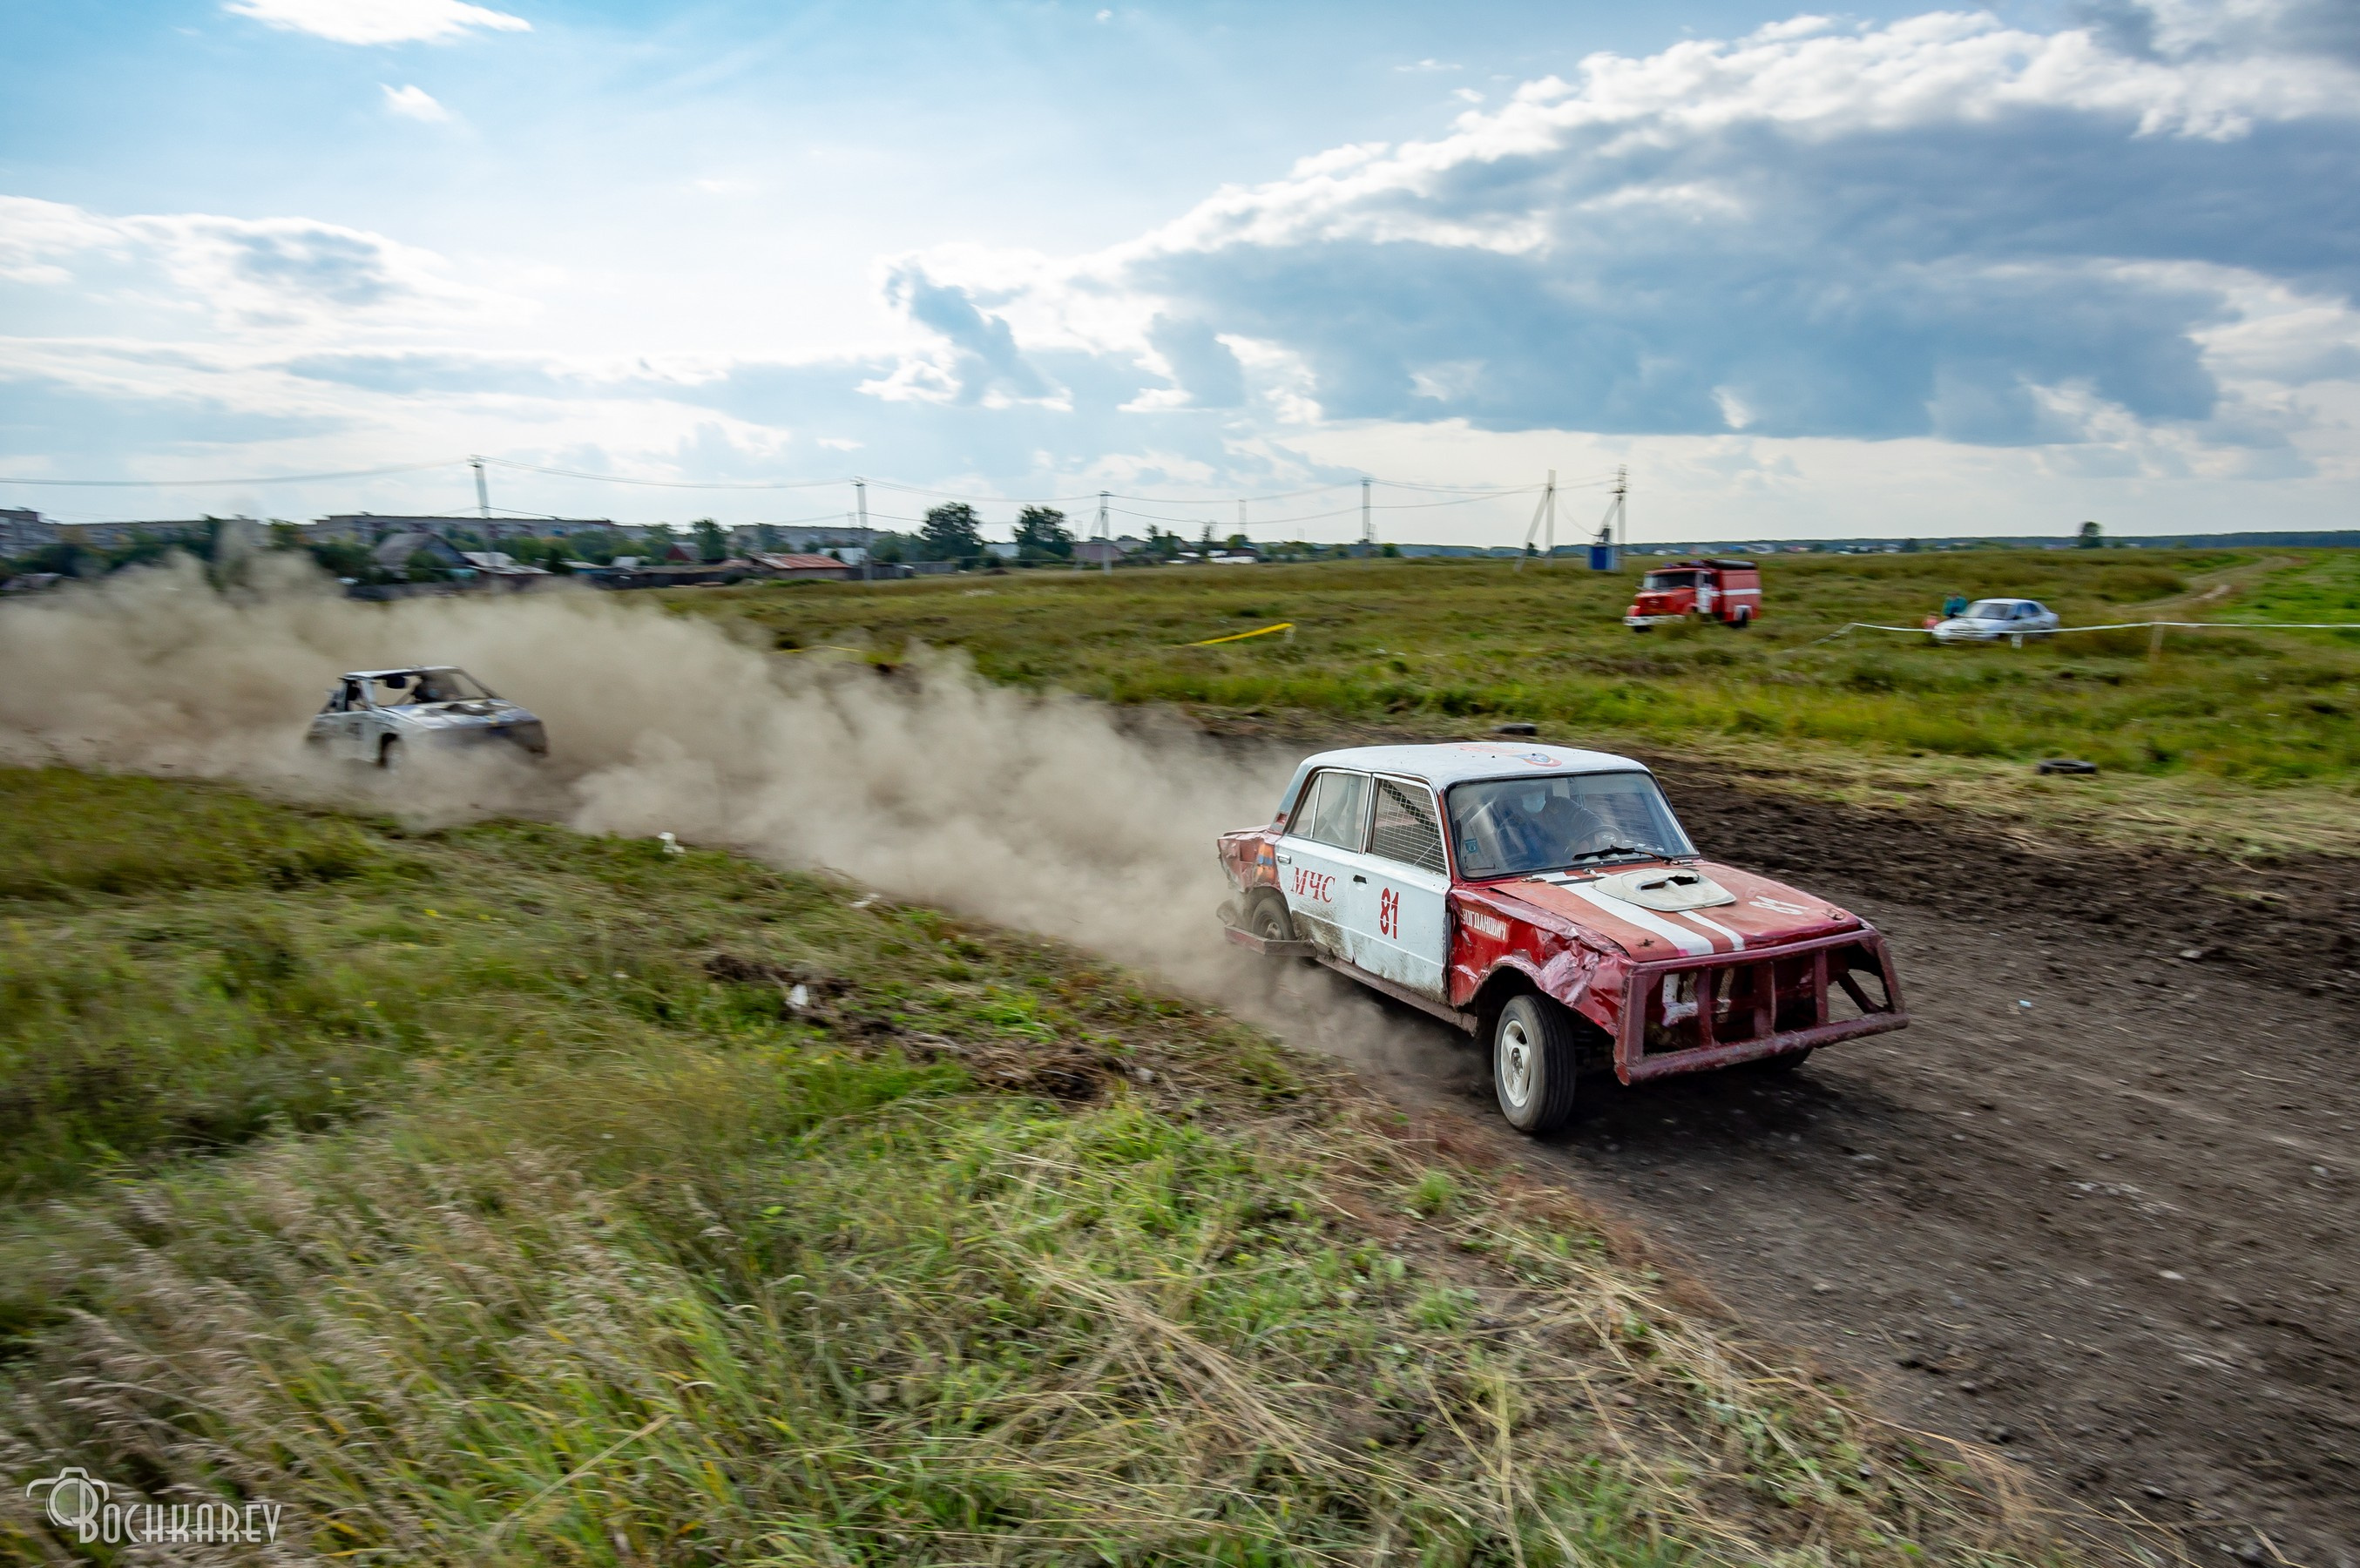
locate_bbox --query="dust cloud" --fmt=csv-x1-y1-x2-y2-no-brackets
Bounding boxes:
0,557,1451,1069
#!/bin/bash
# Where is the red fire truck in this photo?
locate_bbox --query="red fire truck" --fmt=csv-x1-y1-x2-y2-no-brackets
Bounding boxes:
1623,558,1762,630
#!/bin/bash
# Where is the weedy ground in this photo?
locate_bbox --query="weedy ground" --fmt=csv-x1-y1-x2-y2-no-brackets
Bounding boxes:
673,549,2360,855
1,767,2086,1565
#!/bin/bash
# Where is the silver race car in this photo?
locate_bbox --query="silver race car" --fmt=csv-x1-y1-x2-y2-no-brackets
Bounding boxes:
306,666,548,768
1931,598,2060,645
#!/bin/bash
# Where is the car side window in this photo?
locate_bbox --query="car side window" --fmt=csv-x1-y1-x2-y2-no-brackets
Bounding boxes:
1295,770,1371,851
1368,777,1447,875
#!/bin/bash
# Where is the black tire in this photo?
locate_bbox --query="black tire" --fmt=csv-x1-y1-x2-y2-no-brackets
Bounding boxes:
1242,889,1296,954
1728,607,1753,629
1492,993,1579,1134
377,735,404,771
1738,1047,1813,1076
1628,623,1650,634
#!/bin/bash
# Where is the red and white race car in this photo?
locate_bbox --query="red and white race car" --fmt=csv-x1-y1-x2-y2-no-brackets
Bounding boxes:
1217,744,1908,1133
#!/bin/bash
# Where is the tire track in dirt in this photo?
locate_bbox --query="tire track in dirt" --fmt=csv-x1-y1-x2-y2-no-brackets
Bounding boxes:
1279,774,2358,1565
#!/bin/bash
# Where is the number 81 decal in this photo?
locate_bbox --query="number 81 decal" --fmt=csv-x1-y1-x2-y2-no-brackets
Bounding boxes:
1378,887,1400,937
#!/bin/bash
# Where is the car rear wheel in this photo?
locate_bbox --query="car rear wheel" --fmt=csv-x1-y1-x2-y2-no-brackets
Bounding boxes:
1492,994,1579,1134
1241,889,1302,958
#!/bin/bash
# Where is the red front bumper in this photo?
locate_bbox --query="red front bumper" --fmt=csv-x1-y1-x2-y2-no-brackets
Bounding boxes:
1613,929,1907,1083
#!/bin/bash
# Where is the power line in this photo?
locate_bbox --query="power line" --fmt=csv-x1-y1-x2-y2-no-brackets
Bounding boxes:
1,455,1620,541
0,457,465,487
477,457,845,490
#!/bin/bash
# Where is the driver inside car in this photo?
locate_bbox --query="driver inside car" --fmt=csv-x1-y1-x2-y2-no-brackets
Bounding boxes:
1529,787,1615,862
1485,784,1610,870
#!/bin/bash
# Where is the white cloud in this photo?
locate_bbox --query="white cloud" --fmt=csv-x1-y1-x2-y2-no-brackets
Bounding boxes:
867,10,2360,450
223,0,530,46
379,83,449,121
1395,58,1460,72
0,195,501,333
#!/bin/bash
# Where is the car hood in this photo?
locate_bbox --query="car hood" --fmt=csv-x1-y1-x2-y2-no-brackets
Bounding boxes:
384,700,538,729
1484,860,1862,959
1935,616,2004,632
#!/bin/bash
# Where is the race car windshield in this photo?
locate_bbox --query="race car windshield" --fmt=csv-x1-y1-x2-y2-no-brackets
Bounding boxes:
371,669,491,705
1642,571,1696,591
1448,772,1695,879
1961,600,2016,619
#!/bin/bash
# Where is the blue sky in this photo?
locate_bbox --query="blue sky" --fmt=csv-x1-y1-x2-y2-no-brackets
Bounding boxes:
3,0,2357,544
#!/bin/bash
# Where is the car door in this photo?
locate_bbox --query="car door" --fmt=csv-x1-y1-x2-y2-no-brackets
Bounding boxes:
1276,768,1371,956
1354,774,1451,1001
352,686,391,760
317,680,362,759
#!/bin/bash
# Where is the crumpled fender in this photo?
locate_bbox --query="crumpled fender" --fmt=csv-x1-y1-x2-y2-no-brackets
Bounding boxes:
1218,828,1280,894
1539,943,1632,1038
1461,939,1630,1040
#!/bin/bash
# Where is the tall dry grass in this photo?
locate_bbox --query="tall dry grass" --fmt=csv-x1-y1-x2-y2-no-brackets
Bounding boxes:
0,771,2085,1565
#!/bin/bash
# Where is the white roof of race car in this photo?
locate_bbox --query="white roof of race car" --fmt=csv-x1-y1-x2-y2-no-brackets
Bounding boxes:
1295,742,1650,787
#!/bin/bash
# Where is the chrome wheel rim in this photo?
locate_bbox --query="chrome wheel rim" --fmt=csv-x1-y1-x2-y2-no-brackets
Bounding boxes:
1498,1017,1534,1110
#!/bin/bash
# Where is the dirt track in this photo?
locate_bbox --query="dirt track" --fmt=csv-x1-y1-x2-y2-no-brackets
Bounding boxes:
1272,763,2360,1565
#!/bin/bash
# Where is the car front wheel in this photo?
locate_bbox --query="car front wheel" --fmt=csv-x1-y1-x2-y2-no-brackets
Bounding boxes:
1492,994,1579,1134
377,735,404,771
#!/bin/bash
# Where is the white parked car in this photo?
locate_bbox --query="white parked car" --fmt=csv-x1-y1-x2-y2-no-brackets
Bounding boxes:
305,666,547,768
1931,598,2060,645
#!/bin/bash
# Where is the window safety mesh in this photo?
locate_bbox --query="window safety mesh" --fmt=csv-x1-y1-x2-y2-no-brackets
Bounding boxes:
1369,779,1447,874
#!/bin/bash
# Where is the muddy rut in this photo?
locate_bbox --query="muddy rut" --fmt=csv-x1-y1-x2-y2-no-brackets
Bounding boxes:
1283,767,2358,1565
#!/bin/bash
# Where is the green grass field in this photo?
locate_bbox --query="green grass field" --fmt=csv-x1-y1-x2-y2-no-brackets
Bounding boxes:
671,548,2360,854
0,767,2072,1565
2214,549,2360,637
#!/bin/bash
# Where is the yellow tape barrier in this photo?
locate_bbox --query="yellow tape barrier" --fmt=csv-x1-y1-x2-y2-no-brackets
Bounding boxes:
1181,621,1295,647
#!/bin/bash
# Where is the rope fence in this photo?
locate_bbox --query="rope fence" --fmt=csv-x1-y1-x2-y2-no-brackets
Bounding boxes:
1807,618,2360,647
1180,621,1295,647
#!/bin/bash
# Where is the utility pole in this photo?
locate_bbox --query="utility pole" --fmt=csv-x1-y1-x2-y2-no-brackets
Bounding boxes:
1237,497,1247,551
1096,490,1112,576
1589,466,1626,571
1514,470,1558,573
470,456,491,527
854,478,869,581
1361,476,1373,551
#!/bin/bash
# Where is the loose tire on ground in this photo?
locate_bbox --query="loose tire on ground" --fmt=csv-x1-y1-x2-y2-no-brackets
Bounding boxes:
1492,993,1579,1134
